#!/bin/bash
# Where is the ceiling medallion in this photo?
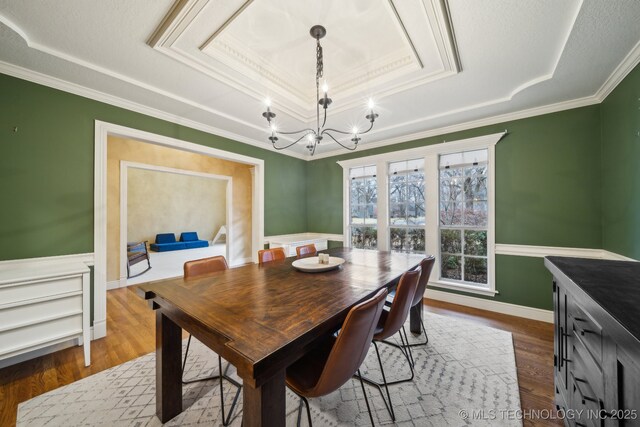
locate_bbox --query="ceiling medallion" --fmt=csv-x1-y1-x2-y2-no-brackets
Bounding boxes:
262,25,379,156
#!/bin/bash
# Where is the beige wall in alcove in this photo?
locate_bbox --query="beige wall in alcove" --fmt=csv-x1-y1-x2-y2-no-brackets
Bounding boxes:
126,168,227,244
107,136,253,282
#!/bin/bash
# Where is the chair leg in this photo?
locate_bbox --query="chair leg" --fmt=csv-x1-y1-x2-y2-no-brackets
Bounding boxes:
357,369,376,426
405,316,429,348
291,393,312,427
181,335,242,426
374,341,395,421
400,326,415,369
218,355,242,426
367,334,414,386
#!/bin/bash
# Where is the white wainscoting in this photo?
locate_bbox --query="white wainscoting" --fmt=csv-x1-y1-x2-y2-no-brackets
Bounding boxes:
0,254,93,368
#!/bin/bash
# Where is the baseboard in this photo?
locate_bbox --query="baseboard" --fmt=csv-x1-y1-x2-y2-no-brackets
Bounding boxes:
92,320,106,339
425,288,554,323
231,257,253,267
107,278,127,290
0,326,99,369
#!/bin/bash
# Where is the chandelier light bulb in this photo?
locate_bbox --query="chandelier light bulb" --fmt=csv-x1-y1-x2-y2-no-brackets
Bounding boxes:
322,82,329,94
307,133,314,142
352,126,359,135
368,98,375,110
265,98,271,107
270,123,277,132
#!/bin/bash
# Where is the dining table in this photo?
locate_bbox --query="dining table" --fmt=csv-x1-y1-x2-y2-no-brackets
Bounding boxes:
134,247,426,426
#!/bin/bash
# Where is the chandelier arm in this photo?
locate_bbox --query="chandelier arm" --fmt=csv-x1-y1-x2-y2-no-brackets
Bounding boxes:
321,106,328,128
323,131,359,151
275,128,316,136
357,120,376,135
320,127,352,136
271,134,310,150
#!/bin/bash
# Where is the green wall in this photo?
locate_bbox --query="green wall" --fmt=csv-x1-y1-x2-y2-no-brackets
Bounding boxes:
0,73,307,261
306,106,604,310
601,63,640,259
3,63,639,313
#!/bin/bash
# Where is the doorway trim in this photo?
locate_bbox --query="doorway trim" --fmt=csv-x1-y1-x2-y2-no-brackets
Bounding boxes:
117,162,234,287
94,120,264,339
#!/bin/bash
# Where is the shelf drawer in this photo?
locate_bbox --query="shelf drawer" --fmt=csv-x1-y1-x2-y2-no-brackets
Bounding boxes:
0,294,82,332
0,275,83,306
0,314,82,359
570,302,603,365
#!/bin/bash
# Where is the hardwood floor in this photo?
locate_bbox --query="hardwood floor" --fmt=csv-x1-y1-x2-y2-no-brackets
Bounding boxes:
0,288,560,426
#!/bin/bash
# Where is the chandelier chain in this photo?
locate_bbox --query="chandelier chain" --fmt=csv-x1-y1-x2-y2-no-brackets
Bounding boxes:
316,39,323,82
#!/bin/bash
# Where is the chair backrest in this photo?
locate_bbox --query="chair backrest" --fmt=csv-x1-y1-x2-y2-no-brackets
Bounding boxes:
184,255,228,279
411,256,435,307
258,247,286,264
375,269,421,341
296,244,317,258
310,288,388,397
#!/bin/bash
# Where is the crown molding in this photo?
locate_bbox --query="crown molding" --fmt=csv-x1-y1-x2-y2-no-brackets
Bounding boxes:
311,95,599,160
2,2,639,164
0,60,308,161
594,38,640,102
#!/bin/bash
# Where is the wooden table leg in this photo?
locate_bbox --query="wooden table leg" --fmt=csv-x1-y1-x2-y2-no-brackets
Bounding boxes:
242,369,286,427
410,302,423,335
156,310,182,423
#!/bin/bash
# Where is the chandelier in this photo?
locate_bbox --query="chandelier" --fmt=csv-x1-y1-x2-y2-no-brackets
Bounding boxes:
262,25,379,156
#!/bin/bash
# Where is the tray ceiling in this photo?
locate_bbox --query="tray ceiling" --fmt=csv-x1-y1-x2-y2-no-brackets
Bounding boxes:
1,0,639,159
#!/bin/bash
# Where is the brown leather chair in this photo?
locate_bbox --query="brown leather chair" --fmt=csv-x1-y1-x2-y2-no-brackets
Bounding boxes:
184,255,228,279
386,256,435,348
295,243,317,258
362,269,421,422
286,288,388,427
182,256,240,426
258,247,286,264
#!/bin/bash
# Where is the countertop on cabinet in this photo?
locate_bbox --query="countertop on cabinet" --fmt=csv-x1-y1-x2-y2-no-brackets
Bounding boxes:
545,256,640,342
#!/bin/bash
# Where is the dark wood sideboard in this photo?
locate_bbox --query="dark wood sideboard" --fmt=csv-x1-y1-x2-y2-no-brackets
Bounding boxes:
545,257,640,427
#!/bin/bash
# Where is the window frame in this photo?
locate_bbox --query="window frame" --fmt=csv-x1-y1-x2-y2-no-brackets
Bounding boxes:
438,157,489,287
338,132,505,296
347,165,378,250
387,160,426,254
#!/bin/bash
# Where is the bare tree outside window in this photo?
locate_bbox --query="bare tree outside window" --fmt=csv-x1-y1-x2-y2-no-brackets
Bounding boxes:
388,160,425,254
439,150,488,286
350,166,377,249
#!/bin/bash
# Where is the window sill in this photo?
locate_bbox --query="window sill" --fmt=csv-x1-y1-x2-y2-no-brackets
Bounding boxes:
428,280,498,297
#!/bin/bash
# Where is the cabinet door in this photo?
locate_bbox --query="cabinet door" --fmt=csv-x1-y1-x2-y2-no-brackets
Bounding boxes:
604,343,640,427
554,280,570,397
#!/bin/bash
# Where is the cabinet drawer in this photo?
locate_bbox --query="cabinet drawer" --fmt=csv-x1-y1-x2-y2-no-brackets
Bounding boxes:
0,314,82,359
0,276,83,306
0,294,82,332
570,302,603,366
569,373,602,427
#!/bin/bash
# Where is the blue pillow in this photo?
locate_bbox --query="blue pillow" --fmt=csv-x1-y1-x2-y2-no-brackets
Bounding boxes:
156,233,176,244
180,232,199,242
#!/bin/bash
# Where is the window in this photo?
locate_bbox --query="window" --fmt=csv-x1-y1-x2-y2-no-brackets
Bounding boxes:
349,165,377,249
339,131,502,296
439,149,488,286
388,159,425,253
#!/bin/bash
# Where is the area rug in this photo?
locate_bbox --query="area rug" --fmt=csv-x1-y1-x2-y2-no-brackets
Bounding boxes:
17,312,522,426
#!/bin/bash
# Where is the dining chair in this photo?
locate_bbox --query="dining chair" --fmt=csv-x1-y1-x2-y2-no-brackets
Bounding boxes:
286,288,388,427
182,255,241,426
258,247,286,264
385,256,435,349
361,269,421,422
295,243,317,257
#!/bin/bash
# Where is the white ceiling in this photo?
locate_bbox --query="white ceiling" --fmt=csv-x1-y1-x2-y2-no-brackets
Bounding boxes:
1,0,640,160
